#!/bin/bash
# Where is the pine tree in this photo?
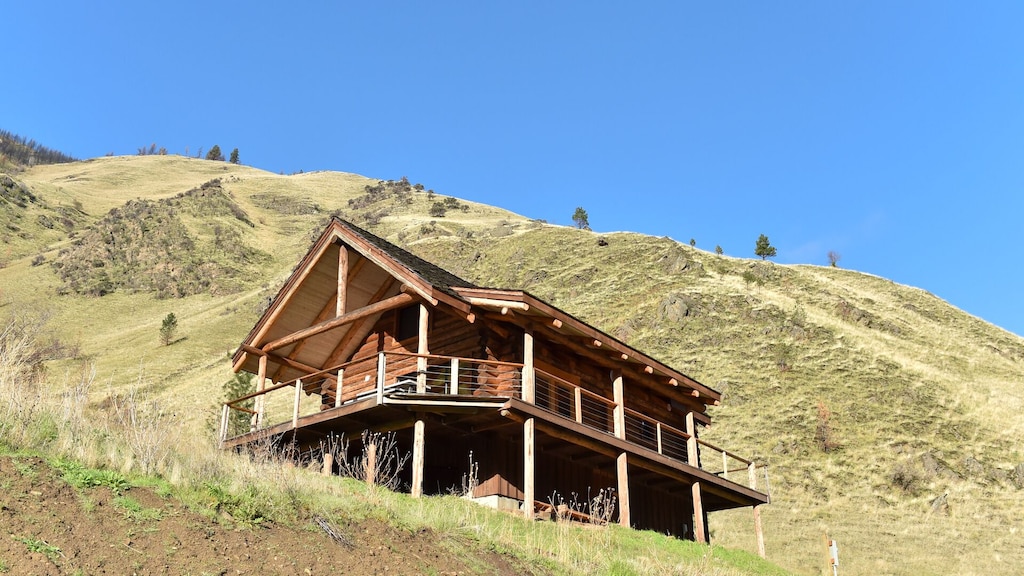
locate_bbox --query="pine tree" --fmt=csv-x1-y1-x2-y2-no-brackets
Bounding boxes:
755,234,777,260
159,312,178,346
229,148,239,164
206,145,225,161
223,372,256,436
572,207,591,230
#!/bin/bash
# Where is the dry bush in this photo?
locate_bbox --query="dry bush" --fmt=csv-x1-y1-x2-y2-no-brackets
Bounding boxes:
335,430,409,491
106,380,181,475
815,400,839,452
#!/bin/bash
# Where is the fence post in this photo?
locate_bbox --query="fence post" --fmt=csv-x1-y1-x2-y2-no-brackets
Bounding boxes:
293,379,302,428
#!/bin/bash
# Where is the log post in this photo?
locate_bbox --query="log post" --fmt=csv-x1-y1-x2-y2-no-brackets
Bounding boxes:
685,412,698,467
450,358,459,394
255,354,267,430
692,481,707,544
417,303,429,394
219,404,230,446
574,387,583,424
656,422,663,454
293,379,302,428
322,452,334,476
335,367,344,408
376,352,386,404
366,441,377,487
616,452,630,527
336,244,347,317
612,371,625,439
723,452,730,480
522,329,535,404
523,417,535,519
754,504,766,558
411,417,425,497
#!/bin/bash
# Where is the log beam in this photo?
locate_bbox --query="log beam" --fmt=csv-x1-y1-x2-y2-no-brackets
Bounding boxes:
263,292,415,352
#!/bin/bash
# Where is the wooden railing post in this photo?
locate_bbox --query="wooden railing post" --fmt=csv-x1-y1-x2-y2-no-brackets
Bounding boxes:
612,372,625,439
685,412,698,468
293,379,302,428
219,404,230,445
376,352,386,404
656,422,663,454
723,452,730,480
335,368,344,408
255,353,268,430
748,461,757,490
416,304,429,393
574,387,583,424
522,330,535,404
450,358,460,394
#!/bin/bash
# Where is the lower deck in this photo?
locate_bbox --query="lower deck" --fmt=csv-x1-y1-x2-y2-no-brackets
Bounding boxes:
223,389,768,537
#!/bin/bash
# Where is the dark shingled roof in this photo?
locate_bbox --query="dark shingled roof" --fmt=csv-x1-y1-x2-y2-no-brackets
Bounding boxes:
334,218,478,297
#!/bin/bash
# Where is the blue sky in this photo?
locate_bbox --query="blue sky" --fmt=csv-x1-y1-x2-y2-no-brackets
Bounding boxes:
6,2,1024,336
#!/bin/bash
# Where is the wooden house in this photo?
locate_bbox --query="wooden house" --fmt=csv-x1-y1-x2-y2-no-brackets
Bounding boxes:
224,218,768,551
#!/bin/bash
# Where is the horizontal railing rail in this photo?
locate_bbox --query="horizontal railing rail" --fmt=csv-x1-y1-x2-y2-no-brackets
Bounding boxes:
220,352,765,495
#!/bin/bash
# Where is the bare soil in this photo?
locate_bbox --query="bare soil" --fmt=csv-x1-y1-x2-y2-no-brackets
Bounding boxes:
0,455,536,575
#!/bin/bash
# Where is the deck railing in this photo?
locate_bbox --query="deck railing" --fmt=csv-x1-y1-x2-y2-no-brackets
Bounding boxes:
222,352,764,492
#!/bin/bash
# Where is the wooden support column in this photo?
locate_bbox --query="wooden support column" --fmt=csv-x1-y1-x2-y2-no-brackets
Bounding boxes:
616,452,631,527
612,371,625,439
753,505,766,558
334,368,344,408
411,416,425,497
417,303,429,393
450,358,460,394
292,379,302,428
219,404,230,446
255,354,268,430
523,416,535,519
522,329,535,404
336,244,348,317
750,462,766,558
692,481,707,544
376,352,386,404
685,412,698,467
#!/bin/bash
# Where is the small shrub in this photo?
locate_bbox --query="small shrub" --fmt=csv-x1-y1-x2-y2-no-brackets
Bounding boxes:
429,202,447,218
815,400,839,452
30,254,45,267
715,245,723,255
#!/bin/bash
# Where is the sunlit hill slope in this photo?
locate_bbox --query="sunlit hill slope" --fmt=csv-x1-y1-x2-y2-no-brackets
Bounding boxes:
2,155,1022,575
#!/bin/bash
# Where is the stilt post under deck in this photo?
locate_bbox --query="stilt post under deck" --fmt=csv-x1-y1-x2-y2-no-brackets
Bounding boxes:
523,417,535,519
616,452,630,527
412,417,425,497
692,481,707,544
750,462,766,558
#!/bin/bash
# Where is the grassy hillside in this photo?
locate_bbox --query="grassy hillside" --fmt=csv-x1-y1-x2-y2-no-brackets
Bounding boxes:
3,155,1023,575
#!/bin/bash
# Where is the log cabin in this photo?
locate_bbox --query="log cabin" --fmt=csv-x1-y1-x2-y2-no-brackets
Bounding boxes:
224,217,768,552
